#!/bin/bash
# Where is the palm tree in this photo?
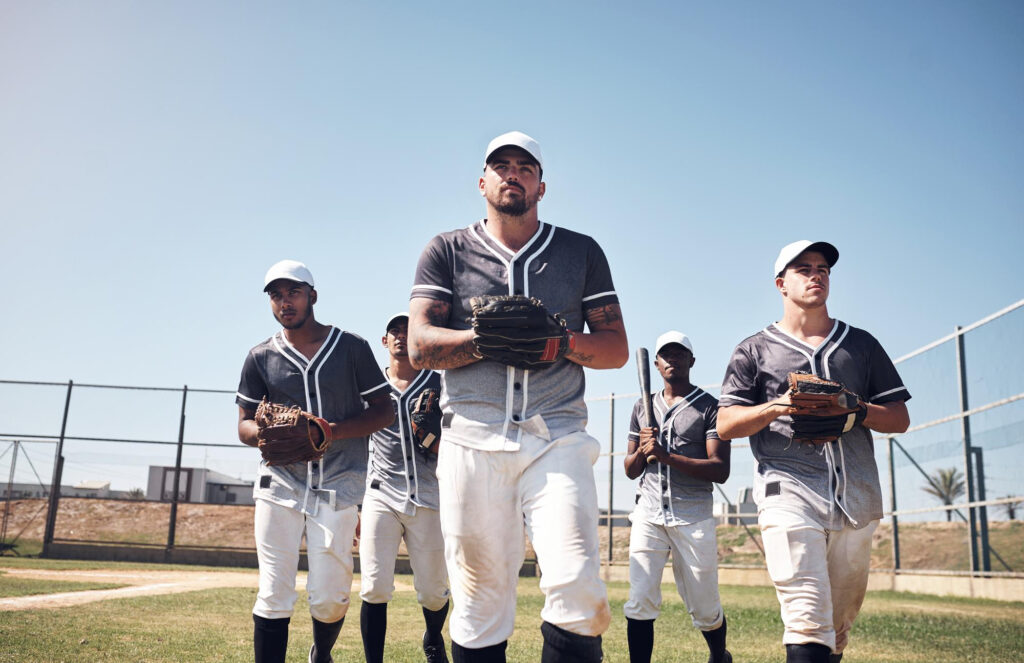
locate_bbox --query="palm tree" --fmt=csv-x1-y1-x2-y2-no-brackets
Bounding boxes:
922,467,965,522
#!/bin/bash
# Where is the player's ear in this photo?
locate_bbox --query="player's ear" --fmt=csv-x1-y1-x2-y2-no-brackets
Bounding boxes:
775,276,787,295
538,181,546,200
479,176,486,196
309,288,318,305
381,334,389,348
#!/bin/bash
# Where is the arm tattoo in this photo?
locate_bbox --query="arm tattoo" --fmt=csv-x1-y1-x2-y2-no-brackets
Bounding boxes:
424,300,452,326
414,299,481,369
584,303,623,329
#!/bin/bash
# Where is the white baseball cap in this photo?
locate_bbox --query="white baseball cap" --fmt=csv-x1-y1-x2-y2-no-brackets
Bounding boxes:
773,240,839,278
263,259,314,292
655,331,693,356
384,312,409,332
484,131,543,169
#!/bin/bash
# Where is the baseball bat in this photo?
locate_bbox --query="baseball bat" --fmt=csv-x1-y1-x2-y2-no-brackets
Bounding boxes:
636,347,658,463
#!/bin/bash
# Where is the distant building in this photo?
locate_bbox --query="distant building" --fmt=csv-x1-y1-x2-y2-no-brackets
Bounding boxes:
713,487,758,526
146,466,254,505
1,481,131,500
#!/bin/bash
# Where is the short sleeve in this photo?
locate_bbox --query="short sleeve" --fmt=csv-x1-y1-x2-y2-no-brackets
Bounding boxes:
719,343,760,407
581,238,618,310
866,336,912,404
235,352,267,409
410,234,454,303
705,398,720,439
628,399,642,441
354,339,390,399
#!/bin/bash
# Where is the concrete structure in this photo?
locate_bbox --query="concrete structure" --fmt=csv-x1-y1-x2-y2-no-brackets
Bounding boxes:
146,466,254,505
714,486,758,526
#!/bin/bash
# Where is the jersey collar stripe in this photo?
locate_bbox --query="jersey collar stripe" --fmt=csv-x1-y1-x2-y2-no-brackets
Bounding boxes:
271,334,316,410
469,223,514,269
311,328,344,417
820,323,850,380
396,369,431,399
582,290,616,302
762,327,813,368
476,220,550,262
522,227,557,299
767,320,840,354
871,385,908,401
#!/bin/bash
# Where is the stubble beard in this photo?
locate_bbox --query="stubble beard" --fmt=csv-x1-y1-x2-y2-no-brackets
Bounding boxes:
493,188,538,217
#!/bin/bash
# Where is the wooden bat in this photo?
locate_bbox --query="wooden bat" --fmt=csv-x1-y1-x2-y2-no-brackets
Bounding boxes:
636,347,658,463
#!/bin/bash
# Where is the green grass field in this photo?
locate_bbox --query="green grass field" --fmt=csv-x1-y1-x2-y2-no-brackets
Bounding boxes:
0,566,1022,662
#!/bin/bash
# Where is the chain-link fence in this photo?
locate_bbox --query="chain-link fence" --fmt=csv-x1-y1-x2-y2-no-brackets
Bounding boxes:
2,300,1022,576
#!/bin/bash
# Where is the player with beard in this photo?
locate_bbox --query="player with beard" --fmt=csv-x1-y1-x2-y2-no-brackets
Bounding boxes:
236,259,393,663
408,132,629,662
622,332,731,663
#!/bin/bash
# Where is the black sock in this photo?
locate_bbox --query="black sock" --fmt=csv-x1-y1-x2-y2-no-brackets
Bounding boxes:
701,615,728,662
423,601,450,648
540,621,603,663
452,640,507,662
829,654,843,663
311,616,343,663
786,643,832,663
253,614,290,663
360,602,388,663
626,618,654,663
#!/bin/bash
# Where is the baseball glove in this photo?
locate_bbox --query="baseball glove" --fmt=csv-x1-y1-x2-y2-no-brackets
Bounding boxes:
254,398,332,465
786,372,867,444
409,388,442,454
469,295,572,370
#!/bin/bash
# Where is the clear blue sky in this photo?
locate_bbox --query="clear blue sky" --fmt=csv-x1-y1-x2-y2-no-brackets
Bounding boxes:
2,2,1022,513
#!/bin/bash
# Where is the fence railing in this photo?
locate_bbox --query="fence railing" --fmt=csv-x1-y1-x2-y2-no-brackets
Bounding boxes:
2,299,1022,577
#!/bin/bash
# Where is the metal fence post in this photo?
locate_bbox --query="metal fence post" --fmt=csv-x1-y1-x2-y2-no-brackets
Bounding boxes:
42,380,74,552
887,436,900,570
607,394,615,565
954,326,978,572
972,446,991,572
167,385,188,552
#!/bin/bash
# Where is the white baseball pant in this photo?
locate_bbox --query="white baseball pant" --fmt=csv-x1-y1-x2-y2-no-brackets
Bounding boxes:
437,428,611,649
253,497,358,623
759,507,878,653
358,490,450,610
623,516,724,630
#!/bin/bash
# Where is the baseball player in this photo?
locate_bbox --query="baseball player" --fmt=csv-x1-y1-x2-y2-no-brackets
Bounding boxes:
717,241,911,663
236,259,393,663
407,131,629,662
360,312,451,663
623,331,731,663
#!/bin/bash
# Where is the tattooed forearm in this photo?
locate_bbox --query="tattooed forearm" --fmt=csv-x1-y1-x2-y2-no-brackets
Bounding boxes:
409,299,481,370
585,303,623,329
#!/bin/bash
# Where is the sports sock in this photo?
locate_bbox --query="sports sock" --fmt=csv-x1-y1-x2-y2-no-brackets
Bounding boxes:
360,602,388,663
626,617,654,663
253,614,290,663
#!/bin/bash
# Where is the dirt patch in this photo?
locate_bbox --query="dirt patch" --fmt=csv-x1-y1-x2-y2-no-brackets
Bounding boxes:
0,567,411,611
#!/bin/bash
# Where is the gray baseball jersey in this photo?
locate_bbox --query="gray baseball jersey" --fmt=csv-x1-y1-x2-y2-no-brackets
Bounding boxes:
410,220,618,449
629,387,719,525
719,320,911,528
366,369,443,513
236,327,390,512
